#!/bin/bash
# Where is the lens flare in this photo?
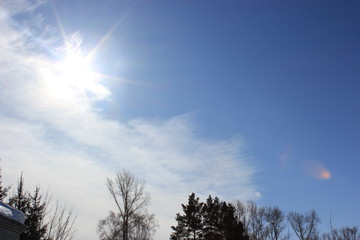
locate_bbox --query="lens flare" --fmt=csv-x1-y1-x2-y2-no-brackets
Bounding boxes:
303,160,331,180
321,170,331,179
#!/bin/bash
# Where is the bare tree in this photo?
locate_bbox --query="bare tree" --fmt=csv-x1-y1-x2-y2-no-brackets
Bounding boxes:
98,211,122,240
234,200,250,235
287,210,320,240
98,211,157,240
338,227,360,240
45,201,77,240
234,200,272,240
130,212,157,240
322,226,360,240
264,206,286,240
248,203,269,240
99,170,156,240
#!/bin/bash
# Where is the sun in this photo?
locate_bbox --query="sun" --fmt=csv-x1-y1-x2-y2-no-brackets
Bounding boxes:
45,4,126,101
57,49,95,89
46,47,109,100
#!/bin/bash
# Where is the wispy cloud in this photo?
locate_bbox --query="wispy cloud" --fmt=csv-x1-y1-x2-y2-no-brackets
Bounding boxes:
0,0,46,15
0,2,258,239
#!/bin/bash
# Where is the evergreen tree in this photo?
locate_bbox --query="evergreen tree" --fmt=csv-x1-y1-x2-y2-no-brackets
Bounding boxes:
8,173,30,213
219,202,248,240
0,165,11,201
24,187,47,240
8,174,49,240
202,195,222,240
1,168,76,240
171,193,249,240
8,173,31,240
170,193,204,240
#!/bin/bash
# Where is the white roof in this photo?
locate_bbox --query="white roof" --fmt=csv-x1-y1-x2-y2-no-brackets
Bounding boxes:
0,201,25,224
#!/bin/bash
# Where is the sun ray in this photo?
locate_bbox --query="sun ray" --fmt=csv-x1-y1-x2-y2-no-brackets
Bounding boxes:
94,73,145,86
50,0,68,46
86,5,134,61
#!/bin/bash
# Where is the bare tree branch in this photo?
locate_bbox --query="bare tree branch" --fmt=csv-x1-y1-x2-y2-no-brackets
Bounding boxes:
45,201,77,240
288,210,320,240
99,170,155,240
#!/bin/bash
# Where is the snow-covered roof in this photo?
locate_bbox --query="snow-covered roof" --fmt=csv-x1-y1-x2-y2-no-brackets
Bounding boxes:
0,201,25,224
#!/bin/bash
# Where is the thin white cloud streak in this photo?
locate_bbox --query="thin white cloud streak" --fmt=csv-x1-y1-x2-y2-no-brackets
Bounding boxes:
0,0,46,15
0,3,258,240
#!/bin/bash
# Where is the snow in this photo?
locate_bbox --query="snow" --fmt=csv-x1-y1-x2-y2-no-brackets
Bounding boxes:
0,201,25,224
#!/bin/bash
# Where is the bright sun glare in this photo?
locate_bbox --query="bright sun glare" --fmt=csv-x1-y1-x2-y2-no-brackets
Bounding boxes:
46,47,110,100
45,3,121,101
58,50,95,88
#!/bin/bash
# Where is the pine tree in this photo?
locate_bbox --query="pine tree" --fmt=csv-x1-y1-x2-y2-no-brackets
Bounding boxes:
171,193,249,240
219,202,248,240
8,173,30,213
170,193,204,240
24,187,47,240
0,165,11,201
202,195,222,240
8,174,48,240
8,173,31,240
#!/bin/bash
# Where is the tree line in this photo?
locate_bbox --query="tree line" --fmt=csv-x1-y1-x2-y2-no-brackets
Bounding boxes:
98,171,359,240
1,166,358,240
171,193,360,240
0,166,76,240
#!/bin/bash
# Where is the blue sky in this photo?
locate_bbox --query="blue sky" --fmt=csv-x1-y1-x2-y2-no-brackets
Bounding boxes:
0,0,359,239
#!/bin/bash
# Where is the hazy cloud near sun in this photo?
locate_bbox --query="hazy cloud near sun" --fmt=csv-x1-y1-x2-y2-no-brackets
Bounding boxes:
0,2,257,239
